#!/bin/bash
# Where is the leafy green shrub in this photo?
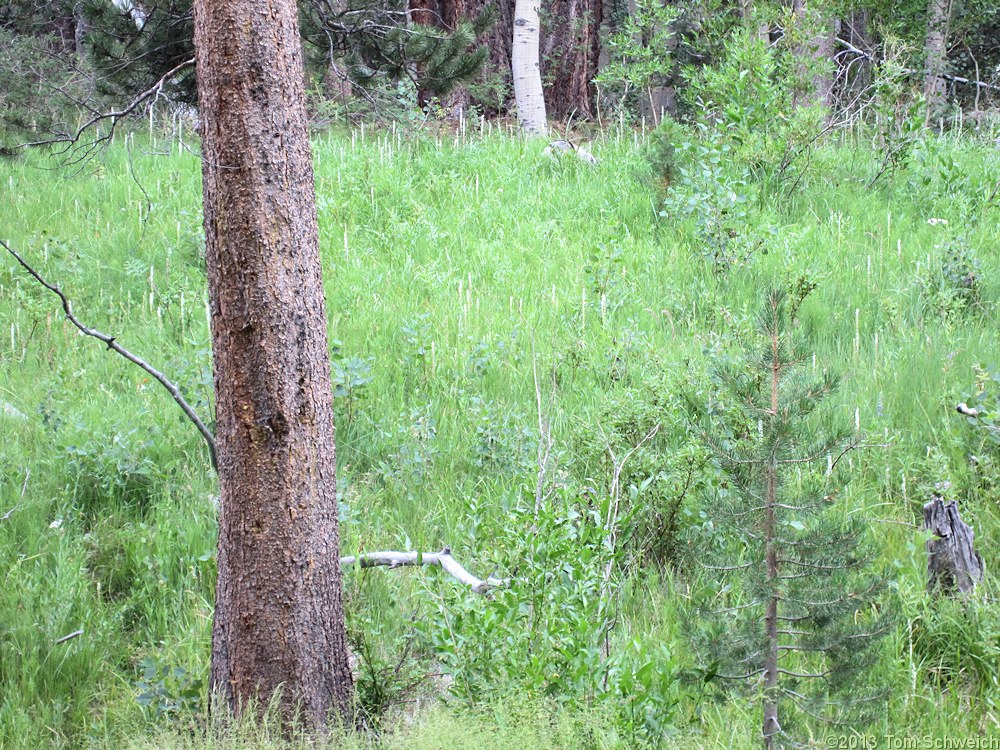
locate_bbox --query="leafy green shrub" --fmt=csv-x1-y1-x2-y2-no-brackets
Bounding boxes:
135,656,204,725
427,491,682,741
594,0,679,125
343,572,430,730
401,312,434,377
429,493,610,703
955,365,1000,500
465,397,535,472
62,426,163,523
680,26,827,191
959,366,1000,447
583,242,630,322
332,353,374,424
685,31,782,140
376,404,439,485
911,139,1000,220
658,121,774,272
568,364,705,567
868,37,926,187
917,235,983,318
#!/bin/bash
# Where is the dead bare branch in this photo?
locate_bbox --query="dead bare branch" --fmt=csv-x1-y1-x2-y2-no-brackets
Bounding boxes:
1,469,29,522
1,238,217,470
54,629,84,644
15,57,195,154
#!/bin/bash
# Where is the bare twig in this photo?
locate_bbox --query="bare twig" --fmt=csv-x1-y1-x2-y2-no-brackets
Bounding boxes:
15,58,195,154
340,547,506,595
1,469,29,522
605,424,661,536
1,239,217,470
832,39,1000,93
532,342,556,515
597,423,661,664
54,629,84,644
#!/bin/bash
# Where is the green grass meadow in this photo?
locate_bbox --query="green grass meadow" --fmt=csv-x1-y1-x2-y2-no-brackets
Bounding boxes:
2,127,999,747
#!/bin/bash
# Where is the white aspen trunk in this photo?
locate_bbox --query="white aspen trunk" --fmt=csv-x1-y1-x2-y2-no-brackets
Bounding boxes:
111,0,147,30
512,0,547,135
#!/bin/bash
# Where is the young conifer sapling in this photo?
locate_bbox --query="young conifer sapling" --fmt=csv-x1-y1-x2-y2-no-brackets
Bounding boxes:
692,289,890,749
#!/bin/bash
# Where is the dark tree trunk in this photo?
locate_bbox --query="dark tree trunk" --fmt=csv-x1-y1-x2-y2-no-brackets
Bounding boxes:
541,0,604,120
469,0,516,115
924,496,985,595
790,0,837,112
923,0,953,123
841,9,872,103
192,0,354,730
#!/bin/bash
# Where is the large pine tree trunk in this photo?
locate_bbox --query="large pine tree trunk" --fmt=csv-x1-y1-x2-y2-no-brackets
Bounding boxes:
192,0,354,730
540,0,603,120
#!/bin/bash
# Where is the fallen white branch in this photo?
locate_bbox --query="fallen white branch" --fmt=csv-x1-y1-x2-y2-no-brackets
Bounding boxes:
55,629,84,645
340,547,506,595
957,402,981,418
1,400,27,420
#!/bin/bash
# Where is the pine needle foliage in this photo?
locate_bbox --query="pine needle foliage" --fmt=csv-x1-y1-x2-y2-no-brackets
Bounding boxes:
82,0,196,104
690,289,892,750
300,1,494,99
0,3,89,153
81,0,493,109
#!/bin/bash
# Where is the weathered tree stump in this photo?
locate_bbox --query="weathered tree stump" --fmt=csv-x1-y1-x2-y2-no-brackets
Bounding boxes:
923,496,985,595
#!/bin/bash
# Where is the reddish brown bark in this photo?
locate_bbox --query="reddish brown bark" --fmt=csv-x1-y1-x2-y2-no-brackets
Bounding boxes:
540,0,603,119
192,0,353,730
475,0,516,114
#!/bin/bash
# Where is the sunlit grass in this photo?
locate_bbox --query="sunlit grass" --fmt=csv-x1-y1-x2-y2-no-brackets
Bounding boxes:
1,127,998,747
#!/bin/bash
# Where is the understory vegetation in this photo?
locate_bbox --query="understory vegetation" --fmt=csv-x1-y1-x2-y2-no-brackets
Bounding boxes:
2,119,999,748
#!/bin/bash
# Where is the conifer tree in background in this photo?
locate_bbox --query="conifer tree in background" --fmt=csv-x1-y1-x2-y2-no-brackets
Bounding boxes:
691,290,891,749
0,1,89,151
82,0,197,104
300,1,494,106
80,0,493,113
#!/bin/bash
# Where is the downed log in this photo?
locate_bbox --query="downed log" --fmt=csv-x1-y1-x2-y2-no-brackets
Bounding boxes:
340,547,506,595
924,496,985,595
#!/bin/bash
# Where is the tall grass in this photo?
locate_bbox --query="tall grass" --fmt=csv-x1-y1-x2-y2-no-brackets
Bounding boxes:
1,127,998,748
